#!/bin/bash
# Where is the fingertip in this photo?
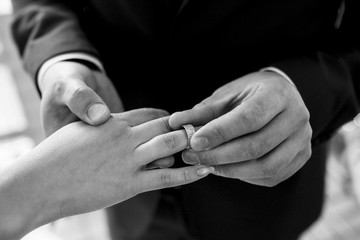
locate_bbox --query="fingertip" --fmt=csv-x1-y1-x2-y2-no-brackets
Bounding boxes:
191,136,209,151
182,151,200,165
169,111,183,129
196,166,215,177
87,103,111,125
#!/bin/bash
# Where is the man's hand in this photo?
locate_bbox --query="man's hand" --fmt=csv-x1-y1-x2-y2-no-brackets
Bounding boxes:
169,71,312,187
40,61,124,136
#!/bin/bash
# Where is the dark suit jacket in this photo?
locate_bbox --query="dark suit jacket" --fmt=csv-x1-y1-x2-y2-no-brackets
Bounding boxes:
11,0,360,239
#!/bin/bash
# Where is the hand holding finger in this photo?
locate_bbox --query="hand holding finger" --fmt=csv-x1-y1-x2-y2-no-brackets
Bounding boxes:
174,71,312,186
40,61,120,136
212,123,312,185
63,78,110,125
182,110,298,165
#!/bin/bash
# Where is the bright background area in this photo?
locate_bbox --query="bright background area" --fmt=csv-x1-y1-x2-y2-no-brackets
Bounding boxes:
0,1,111,239
0,0,12,15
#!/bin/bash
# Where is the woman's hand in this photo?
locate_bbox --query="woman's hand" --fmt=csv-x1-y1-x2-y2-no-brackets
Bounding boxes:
0,108,214,240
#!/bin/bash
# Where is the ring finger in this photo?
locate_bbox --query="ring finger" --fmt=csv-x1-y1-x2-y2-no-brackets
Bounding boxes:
135,129,189,164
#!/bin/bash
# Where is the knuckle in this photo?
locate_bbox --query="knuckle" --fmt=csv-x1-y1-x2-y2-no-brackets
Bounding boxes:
160,172,172,187
52,80,66,96
160,117,172,131
194,100,207,109
241,105,263,130
111,120,132,143
307,144,312,157
213,126,230,143
302,144,312,161
163,134,181,151
306,125,313,140
261,160,281,178
247,140,267,159
297,106,310,126
68,86,92,106
195,101,217,119
182,169,193,183
203,150,217,165
303,108,310,122
300,126,313,158
204,105,218,120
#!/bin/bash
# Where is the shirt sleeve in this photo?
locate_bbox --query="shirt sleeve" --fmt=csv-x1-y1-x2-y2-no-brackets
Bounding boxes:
11,0,100,94
37,53,105,93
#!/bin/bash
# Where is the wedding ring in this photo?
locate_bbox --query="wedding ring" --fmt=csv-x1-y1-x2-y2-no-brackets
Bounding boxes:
182,124,195,149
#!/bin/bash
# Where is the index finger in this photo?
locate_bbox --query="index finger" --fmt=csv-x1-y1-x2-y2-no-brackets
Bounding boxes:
190,93,284,151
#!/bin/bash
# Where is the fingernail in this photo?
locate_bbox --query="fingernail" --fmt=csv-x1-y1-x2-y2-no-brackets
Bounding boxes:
191,137,209,151
197,166,215,176
87,103,108,122
183,152,200,165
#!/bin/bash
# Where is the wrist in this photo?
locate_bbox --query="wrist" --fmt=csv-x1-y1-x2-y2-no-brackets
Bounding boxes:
0,151,62,239
41,61,91,94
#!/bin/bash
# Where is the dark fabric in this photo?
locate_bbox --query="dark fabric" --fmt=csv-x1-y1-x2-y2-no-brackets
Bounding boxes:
178,144,327,240
10,0,360,239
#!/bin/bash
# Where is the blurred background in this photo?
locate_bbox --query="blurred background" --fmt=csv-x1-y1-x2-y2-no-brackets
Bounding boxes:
0,1,111,239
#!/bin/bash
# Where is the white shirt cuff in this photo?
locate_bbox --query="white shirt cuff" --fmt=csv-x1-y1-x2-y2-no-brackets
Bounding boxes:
37,53,104,92
260,67,295,86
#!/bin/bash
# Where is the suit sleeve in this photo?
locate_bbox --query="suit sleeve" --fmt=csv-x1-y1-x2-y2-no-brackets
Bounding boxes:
10,0,99,82
271,0,360,146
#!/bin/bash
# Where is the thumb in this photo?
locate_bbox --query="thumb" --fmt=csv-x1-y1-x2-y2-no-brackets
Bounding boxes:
63,78,111,125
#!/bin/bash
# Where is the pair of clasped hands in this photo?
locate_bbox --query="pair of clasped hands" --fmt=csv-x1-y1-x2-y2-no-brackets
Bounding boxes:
40,61,312,219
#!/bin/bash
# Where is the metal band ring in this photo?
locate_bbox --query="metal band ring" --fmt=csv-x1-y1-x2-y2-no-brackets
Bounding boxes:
182,124,195,149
